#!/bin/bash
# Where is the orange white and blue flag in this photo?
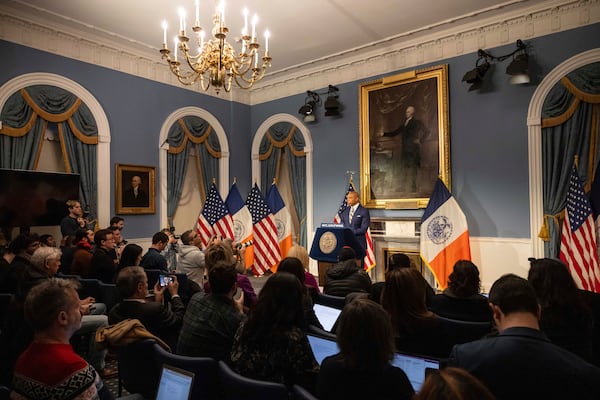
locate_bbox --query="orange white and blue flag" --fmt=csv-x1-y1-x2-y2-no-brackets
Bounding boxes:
266,183,293,272
225,182,254,269
420,178,471,289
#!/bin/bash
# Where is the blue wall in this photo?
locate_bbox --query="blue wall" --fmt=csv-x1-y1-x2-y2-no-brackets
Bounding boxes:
1,23,600,238
251,23,600,238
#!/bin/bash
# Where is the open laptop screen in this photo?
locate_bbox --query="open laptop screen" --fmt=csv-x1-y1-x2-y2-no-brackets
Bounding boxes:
156,364,195,400
307,334,339,365
313,304,342,332
392,352,440,392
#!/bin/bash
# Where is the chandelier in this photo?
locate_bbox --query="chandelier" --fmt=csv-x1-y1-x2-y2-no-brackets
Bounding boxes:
160,1,272,94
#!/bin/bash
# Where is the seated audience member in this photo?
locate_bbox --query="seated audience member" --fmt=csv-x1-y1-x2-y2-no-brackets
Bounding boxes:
415,367,495,400
109,266,184,348
140,231,170,272
370,253,435,305
177,260,244,360
90,229,117,283
116,243,143,274
277,257,322,330
231,272,319,391
381,268,447,357
39,234,57,248
528,257,593,361
11,279,113,400
429,260,492,322
324,246,371,297
107,226,125,263
71,229,94,277
447,274,600,400
176,229,206,287
317,298,414,400
110,216,125,231
205,242,257,310
59,234,77,274
287,244,320,294
0,234,40,294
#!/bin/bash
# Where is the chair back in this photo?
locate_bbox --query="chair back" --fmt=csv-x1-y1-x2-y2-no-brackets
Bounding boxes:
217,360,289,400
118,339,161,398
98,282,120,311
78,278,102,301
438,316,493,347
153,343,219,400
315,292,345,310
292,384,318,400
0,385,10,400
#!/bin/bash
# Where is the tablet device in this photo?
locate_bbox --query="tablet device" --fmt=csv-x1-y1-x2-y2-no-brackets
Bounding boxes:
307,334,339,365
155,364,195,400
313,303,342,332
391,352,440,392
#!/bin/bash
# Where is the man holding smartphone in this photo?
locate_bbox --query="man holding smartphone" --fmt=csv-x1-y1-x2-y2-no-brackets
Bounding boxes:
109,266,184,349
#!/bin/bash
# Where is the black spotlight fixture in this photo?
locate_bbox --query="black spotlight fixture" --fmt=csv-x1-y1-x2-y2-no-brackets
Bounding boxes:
324,85,340,116
297,85,342,123
506,40,530,84
462,50,491,91
463,39,531,91
298,91,320,123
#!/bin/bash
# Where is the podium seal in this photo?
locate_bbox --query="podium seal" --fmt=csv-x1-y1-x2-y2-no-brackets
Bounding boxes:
319,231,337,254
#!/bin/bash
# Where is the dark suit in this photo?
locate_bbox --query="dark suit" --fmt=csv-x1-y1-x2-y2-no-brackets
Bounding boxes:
339,204,370,250
122,187,149,207
109,296,185,349
447,326,600,400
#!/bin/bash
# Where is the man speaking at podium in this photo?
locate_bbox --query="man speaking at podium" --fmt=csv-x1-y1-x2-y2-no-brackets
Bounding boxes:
339,191,370,252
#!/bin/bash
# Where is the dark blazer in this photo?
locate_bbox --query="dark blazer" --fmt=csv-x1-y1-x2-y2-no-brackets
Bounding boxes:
339,204,370,250
447,326,600,400
90,247,117,284
109,296,185,349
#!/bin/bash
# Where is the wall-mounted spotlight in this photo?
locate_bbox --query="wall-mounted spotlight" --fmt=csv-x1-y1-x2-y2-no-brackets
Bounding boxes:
298,85,341,122
462,39,531,91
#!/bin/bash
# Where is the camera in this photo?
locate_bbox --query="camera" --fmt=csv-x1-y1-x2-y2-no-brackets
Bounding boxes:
236,239,253,250
159,274,174,287
169,226,180,240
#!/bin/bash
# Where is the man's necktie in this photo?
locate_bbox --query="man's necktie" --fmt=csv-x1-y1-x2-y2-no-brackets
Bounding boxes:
349,207,355,223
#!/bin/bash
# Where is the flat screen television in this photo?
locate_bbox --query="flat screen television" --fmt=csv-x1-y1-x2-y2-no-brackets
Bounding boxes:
0,169,80,230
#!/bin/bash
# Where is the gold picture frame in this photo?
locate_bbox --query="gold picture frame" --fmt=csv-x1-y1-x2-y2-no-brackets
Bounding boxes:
359,64,450,209
115,163,156,215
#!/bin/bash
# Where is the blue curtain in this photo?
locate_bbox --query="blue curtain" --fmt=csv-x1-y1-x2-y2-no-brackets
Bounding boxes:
166,116,220,225
541,62,600,257
0,85,99,216
259,121,307,246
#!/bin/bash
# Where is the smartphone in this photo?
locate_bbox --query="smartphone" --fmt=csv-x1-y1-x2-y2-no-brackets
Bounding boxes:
159,274,174,287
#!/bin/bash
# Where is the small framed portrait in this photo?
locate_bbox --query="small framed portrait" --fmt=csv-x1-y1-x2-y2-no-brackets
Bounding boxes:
359,64,450,209
115,163,155,215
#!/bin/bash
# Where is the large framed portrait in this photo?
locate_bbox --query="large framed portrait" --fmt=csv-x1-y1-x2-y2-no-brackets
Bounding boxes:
359,64,450,209
115,163,155,215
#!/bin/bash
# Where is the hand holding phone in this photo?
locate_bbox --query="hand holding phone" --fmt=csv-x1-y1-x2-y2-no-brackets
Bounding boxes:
159,274,174,287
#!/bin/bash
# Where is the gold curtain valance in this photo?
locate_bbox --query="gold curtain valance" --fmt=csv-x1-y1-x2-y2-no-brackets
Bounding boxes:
167,119,220,158
258,126,305,161
542,76,600,128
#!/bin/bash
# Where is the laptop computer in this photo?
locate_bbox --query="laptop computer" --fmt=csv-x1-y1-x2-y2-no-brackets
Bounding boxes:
155,364,195,400
391,352,441,392
313,303,342,332
307,334,339,365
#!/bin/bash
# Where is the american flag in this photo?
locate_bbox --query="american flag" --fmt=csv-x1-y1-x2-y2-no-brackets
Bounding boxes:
246,184,281,276
196,183,235,247
334,181,376,271
559,166,600,293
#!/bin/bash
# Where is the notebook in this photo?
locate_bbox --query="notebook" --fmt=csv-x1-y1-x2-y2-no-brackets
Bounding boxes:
155,364,195,400
391,352,440,392
313,303,342,332
307,334,339,365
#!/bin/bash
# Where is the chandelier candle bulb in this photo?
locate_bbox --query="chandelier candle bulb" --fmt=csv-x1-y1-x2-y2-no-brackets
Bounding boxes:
264,30,270,55
178,8,186,33
243,8,248,36
195,0,200,26
162,21,168,47
251,14,257,42
173,37,178,62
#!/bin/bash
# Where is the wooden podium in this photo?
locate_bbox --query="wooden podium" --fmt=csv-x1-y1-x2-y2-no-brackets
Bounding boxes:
309,224,365,286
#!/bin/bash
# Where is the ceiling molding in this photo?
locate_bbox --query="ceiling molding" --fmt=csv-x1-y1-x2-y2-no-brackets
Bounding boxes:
0,0,597,105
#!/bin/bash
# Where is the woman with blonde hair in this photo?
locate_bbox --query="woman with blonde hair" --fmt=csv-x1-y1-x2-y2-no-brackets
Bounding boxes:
287,244,320,293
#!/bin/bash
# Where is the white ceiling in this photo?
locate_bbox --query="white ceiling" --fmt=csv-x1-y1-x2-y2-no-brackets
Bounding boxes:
5,0,552,76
